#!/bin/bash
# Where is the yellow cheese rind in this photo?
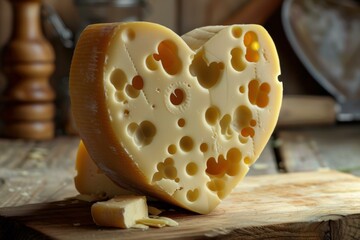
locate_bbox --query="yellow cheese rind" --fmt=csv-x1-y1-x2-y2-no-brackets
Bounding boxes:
70,22,282,214
70,23,168,202
91,196,148,228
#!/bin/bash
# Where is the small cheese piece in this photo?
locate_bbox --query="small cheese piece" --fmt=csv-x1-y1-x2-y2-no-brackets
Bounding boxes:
91,196,148,229
70,22,282,214
75,141,131,197
136,216,179,228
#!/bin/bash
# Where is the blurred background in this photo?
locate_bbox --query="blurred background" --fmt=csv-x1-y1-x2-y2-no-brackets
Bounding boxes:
1,0,359,136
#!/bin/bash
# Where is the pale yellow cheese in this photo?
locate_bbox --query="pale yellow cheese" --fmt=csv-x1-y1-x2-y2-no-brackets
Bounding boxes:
91,196,148,228
75,141,131,197
70,22,282,214
136,216,179,228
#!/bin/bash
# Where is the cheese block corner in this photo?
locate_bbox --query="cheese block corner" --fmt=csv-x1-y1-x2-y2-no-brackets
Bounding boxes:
91,195,148,228
70,22,282,214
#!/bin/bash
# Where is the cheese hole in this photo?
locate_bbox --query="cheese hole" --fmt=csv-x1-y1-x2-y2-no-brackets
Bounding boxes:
134,121,156,147
257,82,271,108
227,148,242,163
186,189,199,202
115,92,125,102
124,109,130,117
250,41,260,51
127,122,138,136
227,164,240,176
250,119,257,127
111,69,127,102
245,49,260,62
170,88,185,106
207,179,226,199
207,181,216,191
168,144,177,155
260,82,271,92
232,26,242,38
231,48,245,72
239,136,248,144
164,163,177,179
244,31,257,47
248,79,271,108
132,75,144,90
234,105,253,131
146,55,158,71
122,28,136,42
244,31,260,63
241,127,255,138
205,106,220,126
153,40,182,75
177,118,185,127
207,148,243,177
239,85,245,93
227,148,242,177
110,69,127,90
200,143,208,153
125,84,140,98
190,49,223,89
244,157,252,165
153,158,177,182
219,114,232,139
186,162,198,176
179,136,194,152
206,156,227,177
239,135,248,144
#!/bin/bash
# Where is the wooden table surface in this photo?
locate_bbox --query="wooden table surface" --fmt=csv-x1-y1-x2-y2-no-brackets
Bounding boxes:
1,124,359,206
0,123,360,239
0,135,280,209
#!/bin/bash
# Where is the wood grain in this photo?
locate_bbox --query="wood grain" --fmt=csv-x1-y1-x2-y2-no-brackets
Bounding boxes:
0,168,77,208
0,137,79,208
0,136,276,210
0,137,79,169
1,170,360,239
278,124,360,175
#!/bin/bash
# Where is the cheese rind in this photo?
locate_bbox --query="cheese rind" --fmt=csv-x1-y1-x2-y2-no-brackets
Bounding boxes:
70,22,282,214
91,196,148,228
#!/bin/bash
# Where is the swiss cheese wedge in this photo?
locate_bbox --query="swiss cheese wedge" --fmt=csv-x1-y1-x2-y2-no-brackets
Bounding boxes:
70,22,282,214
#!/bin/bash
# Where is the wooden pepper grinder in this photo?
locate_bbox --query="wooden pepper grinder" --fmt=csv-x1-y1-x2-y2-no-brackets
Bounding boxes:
1,0,55,140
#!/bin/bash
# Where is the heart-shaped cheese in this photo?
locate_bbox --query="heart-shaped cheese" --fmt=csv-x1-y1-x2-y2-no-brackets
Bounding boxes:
70,22,282,214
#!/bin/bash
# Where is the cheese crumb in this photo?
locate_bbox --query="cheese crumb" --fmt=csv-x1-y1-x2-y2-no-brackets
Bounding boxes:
137,216,179,228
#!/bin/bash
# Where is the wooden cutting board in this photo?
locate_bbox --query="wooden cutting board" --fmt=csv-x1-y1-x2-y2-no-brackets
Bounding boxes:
1,170,360,240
